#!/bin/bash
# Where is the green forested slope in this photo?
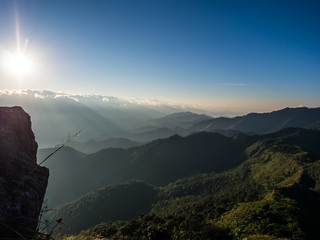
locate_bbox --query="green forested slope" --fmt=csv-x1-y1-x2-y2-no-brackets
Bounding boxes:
40,132,249,207
46,181,158,235
48,128,320,239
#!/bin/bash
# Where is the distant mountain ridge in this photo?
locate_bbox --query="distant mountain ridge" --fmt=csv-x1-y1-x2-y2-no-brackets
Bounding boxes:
189,107,320,134
1,90,319,148
121,112,212,143
72,138,142,153
119,107,320,144
133,111,212,129
0,90,189,147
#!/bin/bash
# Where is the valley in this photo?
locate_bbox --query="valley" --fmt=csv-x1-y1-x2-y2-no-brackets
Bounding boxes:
35,108,320,239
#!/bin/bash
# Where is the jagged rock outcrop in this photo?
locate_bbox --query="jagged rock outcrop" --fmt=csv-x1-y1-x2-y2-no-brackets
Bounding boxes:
0,106,49,238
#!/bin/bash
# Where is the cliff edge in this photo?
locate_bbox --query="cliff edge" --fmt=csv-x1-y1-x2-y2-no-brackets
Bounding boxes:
0,106,49,238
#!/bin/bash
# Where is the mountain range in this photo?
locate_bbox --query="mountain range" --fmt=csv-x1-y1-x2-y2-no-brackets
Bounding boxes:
3,90,320,151
6,98,315,239
37,106,320,207
121,107,320,144
44,127,320,239
190,107,320,134
38,131,248,208
72,138,142,154
0,90,188,147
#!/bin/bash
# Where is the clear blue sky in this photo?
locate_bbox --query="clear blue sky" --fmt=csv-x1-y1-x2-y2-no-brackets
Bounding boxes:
0,0,319,112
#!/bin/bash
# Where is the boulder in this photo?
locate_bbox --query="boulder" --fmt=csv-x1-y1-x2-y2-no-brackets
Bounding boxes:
0,106,49,238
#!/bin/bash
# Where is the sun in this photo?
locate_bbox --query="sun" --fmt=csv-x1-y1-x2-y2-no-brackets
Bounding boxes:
2,52,33,77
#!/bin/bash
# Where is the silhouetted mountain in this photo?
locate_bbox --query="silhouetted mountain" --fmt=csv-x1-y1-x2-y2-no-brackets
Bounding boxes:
133,111,212,129
72,138,142,153
127,132,247,185
49,128,320,239
4,91,317,151
309,120,320,130
122,107,320,143
122,112,211,142
38,147,87,208
42,127,320,208
39,132,249,207
190,107,320,134
208,128,243,137
123,127,188,142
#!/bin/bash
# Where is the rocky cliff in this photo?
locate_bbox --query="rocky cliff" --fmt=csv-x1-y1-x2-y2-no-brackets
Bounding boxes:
0,106,49,238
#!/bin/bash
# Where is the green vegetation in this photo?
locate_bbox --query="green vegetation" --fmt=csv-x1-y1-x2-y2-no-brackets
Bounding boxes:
75,213,230,240
40,131,249,208
46,181,158,235
45,128,320,239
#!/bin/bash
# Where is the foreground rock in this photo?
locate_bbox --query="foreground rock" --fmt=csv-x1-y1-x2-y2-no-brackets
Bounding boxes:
0,106,49,238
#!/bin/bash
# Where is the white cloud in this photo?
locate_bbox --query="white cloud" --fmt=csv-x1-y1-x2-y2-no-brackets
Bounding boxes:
54,94,80,102
34,93,45,99
0,89,202,113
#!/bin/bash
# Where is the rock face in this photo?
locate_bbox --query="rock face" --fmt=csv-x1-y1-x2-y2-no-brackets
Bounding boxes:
0,106,49,237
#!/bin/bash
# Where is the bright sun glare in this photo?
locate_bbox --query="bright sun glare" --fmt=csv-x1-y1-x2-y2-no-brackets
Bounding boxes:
3,52,33,77
1,14,35,78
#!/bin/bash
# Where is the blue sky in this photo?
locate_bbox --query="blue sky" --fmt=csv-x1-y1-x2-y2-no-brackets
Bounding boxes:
0,0,319,112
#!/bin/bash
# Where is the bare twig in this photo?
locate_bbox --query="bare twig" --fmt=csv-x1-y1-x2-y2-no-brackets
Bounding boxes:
39,130,81,166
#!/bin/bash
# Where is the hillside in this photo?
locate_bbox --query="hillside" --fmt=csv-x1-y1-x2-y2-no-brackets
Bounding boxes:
132,111,212,129
47,128,320,239
72,138,142,153
39,132,248,207
46,181,158,235
40,127,320,208
123,127,186,143
121,112,211,142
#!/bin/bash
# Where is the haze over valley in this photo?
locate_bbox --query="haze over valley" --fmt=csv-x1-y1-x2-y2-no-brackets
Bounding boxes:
2,90,319,150
1,0,320,239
